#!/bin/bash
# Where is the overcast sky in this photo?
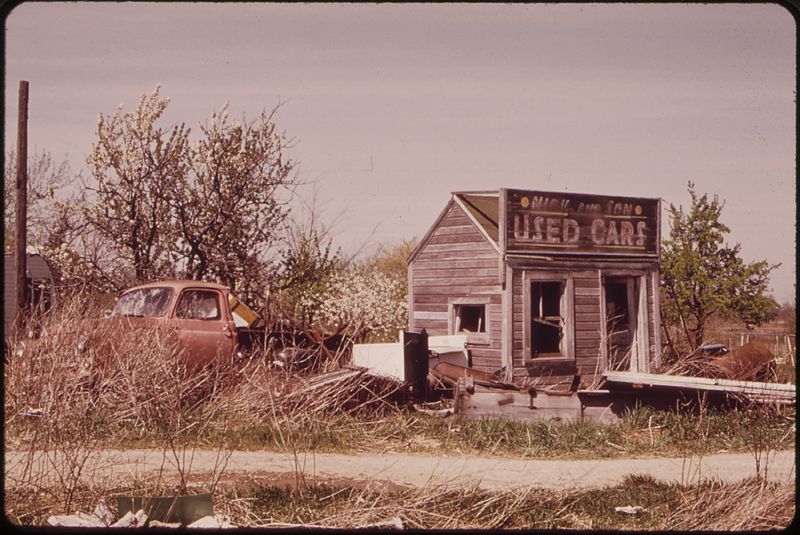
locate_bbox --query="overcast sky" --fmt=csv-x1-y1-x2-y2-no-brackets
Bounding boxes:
4,2,796,301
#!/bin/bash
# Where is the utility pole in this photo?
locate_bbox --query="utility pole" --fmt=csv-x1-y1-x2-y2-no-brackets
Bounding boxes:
15,80,29,332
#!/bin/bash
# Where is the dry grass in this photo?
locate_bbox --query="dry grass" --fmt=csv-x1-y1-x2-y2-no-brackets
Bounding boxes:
664,477,796,531
207,475,794,530
5,471,794,529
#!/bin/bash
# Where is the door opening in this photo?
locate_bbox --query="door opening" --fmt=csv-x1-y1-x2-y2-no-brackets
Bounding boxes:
603,278,635,370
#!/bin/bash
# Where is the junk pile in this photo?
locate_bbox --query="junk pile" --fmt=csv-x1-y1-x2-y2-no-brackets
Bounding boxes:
657,342,777,382
223,364,406,422
268,326,348,373
355,332,795,424
47,497,235,529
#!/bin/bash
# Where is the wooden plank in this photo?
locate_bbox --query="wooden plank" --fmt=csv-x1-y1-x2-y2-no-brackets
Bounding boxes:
413,267,499,278
414,286,503,295
575,347,600,359
413,311,448,321
471,357,503,370
575,287,601,296
413,294,449,304
407,259,414,330
412,303,449,312
575,295,600,306
575,330,601,340
414,294,501,305
413,276,501,287
432,224,484,236
602,371,796,402
413,258,499,270
428,233,489,245
416,250,498,261
418,242,496,253
439,213,471,227
412,319,448,331
503,263,514,382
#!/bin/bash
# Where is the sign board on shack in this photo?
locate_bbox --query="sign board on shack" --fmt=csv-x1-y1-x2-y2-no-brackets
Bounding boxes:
502,188,660,257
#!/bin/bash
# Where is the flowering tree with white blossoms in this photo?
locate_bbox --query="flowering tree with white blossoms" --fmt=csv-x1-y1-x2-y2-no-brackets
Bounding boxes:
314,267,407,343
85,85,190,284
168,103,296,295
84,86,297,295
3,150,107,292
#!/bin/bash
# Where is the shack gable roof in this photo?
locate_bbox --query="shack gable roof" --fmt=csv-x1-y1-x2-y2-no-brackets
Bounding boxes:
455,192,499,244
408,192,501,264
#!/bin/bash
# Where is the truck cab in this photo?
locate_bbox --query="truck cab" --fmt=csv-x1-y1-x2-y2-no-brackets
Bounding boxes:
111,280,241,367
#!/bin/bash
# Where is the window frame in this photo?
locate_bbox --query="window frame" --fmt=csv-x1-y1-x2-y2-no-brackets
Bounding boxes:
113,287,174,318
448,296,491,345
174,289,223,321
522,271,575,363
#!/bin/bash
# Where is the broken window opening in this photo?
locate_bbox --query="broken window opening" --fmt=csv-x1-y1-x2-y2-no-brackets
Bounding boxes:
455,304,486,333
531,281,564,358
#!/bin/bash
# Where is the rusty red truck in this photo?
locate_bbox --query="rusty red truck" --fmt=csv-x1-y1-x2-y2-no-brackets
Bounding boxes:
107,280,343,370
108,280,263,367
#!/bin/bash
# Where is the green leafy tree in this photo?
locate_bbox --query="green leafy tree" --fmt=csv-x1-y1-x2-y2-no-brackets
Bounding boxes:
661,182,780,350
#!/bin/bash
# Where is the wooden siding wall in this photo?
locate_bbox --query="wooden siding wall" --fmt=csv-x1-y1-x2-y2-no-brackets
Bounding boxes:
409,204,503,372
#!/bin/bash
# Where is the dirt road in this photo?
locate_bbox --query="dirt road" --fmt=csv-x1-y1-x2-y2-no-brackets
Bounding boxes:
5,449,795,491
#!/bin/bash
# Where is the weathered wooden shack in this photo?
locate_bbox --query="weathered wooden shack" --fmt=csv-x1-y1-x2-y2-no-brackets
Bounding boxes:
408,188,662,388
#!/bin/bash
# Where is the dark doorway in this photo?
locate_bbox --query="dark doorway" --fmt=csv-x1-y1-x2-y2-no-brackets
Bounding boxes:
604,279,633,369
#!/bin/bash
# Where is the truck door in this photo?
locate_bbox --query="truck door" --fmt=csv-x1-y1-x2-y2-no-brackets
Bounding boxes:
172,288,237,367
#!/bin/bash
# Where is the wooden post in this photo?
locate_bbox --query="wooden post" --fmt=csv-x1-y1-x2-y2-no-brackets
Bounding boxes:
15,80,29,332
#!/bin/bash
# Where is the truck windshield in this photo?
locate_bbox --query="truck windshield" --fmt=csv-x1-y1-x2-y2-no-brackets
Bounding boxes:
113,287,173,317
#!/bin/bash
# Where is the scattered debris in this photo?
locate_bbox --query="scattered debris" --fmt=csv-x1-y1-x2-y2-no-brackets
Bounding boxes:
94,498,115,526
602,370,795,405
187,515,236,529
47,505,148,528
615,505,646,515
112,510,149,527
710,342,775,381
430,362,518,391
20,407,45,418
46,500,235,529
658,342,777,382
47,511,107,528
148,520,181,529
358,516,404,529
